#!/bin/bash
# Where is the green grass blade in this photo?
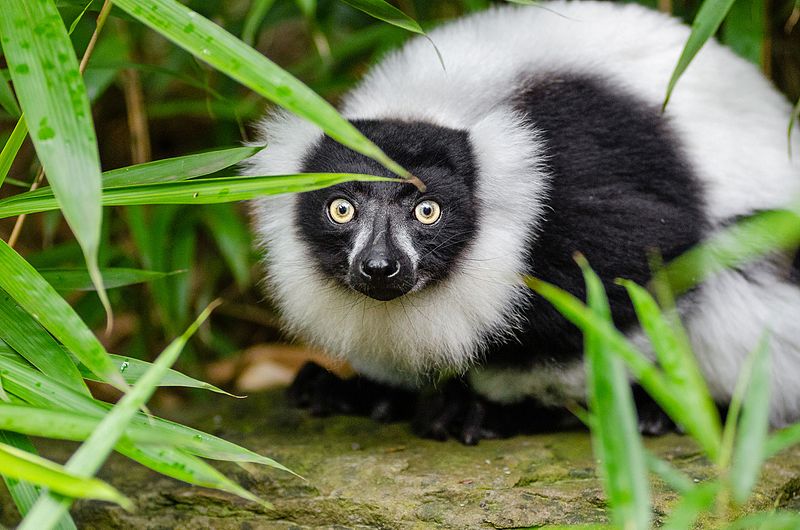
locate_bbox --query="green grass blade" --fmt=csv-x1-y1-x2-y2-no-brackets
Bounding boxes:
663,0,738,108
765,422,800,458
0,442,131,508
75,353,238,396
730,335,771,504
0,0,109,311
0,173,397,217
619,280,722,457
0,117,28,189
662,482,720,530
242,0,277,46
39,268,178,291
339,0,424,33
0,68,21,117
661,207,800,295
525,276,720,460
0,290,88,395
579,257,651,530
0,431,77,530
20,303,219,529
111,0,416,184
0,240,123,388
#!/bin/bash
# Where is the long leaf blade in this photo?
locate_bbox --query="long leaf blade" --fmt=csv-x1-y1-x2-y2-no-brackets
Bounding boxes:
579,257,651,530
339,0,424,33
111,0,416,184
663,0,737,108
0,240,123,388
0,442,130,508
0,173,397,217
40,268,178,291
0,0,108,309
0,117,28,189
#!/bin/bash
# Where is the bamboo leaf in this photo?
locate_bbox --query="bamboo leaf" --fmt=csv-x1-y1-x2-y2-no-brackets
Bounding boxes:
0,0,109,313
722,0,765,66
111,0,417,186
0,117,28,189
645,452,695,495
39,268,179,291
619,280,722,454
730,335,771,504
0,173,397,218
724,512,800,529
338,0,424,34
0,431,77,530
0,442,131,508
203,203,252,290
765,422,800,458
664,0,738,108
0,68,21,117
0,240,123,388
0,291,88,395
525,276,721,461
75,353,237,396
579,257,651,530
662,482,720,530
20,303,223,529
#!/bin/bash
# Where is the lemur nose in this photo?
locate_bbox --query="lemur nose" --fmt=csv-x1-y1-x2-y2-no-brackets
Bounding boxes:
360,257,401,279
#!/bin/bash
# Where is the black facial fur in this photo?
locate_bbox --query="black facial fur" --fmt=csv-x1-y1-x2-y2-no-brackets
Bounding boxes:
297,120,479,299
489,73,707,366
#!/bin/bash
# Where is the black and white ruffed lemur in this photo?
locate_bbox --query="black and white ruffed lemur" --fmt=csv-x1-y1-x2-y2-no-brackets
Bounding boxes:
247,1,800,444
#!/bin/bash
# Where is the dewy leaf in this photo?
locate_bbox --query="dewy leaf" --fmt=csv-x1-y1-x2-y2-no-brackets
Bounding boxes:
0,0,109,318
39,268,178,292
20,302,223,529
111,0,421,189
0,441,131,509
0,173,398,217
663,0,737,108
0,240,124,389
0,290,88,395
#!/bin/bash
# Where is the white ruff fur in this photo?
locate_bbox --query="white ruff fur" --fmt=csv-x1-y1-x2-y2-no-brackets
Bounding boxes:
249,1,800,421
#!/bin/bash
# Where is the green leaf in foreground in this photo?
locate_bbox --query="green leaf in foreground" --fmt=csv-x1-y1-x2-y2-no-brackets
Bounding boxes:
0,442,131,509
579,257,651,530
111,0,422,189
765,422,800,458
0,173,398,218
0,68,22,117
525,276,721,461
0,0,109,315
0,117,28,189
730,335,771,503
241,0,277,46
663,0,737,108
76,353,238,396
19,302,241,530
0,240,123,389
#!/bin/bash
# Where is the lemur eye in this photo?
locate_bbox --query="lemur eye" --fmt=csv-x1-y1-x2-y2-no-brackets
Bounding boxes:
328,198,355,224
414,200,441,225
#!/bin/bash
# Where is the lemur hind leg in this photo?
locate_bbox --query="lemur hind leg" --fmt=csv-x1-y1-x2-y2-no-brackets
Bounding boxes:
286,361,416,422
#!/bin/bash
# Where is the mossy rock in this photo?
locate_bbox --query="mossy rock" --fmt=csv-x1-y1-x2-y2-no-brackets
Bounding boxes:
2,389,800,529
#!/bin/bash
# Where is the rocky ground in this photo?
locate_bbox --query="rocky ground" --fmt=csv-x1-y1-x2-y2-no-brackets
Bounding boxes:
2,389,800,529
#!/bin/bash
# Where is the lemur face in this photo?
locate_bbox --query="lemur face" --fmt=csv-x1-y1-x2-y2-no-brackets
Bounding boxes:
296,120,479,301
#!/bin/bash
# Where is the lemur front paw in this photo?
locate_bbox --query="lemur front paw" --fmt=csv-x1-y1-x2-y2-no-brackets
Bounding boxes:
286,361,415,422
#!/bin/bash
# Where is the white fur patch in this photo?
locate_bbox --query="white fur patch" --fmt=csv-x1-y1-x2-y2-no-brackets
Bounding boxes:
469,361,586,406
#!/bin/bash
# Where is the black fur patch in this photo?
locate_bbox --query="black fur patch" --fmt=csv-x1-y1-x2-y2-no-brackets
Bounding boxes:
488,74,707,366
297,120,480,291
